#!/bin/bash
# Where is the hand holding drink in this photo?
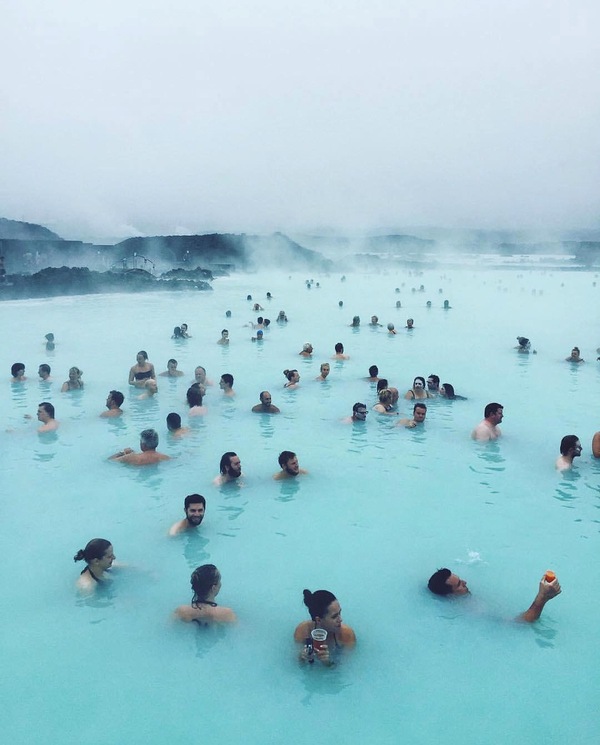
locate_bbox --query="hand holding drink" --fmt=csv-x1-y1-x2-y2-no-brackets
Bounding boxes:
311,628,330,664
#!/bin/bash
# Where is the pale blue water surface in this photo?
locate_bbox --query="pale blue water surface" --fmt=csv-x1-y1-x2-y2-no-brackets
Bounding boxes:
1,268,599,744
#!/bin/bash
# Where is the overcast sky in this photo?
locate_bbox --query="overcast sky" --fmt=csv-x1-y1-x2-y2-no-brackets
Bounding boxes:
2,1,599,241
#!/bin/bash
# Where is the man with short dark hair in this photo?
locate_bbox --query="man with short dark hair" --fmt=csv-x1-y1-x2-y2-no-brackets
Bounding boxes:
427,567,561,622
343,402,368,423
109,428,170,465
169,494,206,536
166,412,190,437
273,451,308,480
397,403,427,428
38,364,52,381
214,452,242,485
471,403,504,441
426,374,440,394
365,365,379,382
252,391,280,414
100,390,124,418
555,435,582,471
37,401,58,432
220,373,235,397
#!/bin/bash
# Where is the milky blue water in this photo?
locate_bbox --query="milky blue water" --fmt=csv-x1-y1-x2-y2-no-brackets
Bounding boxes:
1,268,599,744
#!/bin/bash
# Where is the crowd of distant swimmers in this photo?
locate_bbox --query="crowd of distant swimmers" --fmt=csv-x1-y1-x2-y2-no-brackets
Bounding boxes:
14,291,600,666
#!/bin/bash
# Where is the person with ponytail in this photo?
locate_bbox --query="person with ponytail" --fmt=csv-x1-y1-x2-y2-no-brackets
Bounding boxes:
73,538,115,592
294,589,355,666
174,564,236,625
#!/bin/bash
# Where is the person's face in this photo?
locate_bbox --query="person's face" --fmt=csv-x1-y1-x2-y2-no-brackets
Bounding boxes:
69,369,78,381
15,367,25,379
136,353,145,365
292,371,300,383
228,455,242,477
285,456,300,475
318,600,343,633
38,366,48,380
320,365,330,378
407,319,414,327
353,407,368,421
222,330,229,339
260,392,272,407
445,573,469,595
371,316,377,324
570,349,580,359
213,572,222,596
426,377,438,391
167,360,178,373
185,503,205,526
37,406,48,422
413,407,427,423
106,393,113,409
195,367,206,384
219,377,226,389
439,386,446,397
413,379,424,390
146,380,158,395
571,440,582,459
96,545,115,571
491,408,504,424
181,324,188,332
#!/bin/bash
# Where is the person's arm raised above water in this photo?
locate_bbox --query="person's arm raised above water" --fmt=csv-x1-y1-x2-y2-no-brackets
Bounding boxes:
518,576,561,623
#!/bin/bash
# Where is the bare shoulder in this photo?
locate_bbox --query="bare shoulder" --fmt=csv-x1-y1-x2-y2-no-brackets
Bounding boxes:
339,624,356,646
294,620,312,641
168,519,186,536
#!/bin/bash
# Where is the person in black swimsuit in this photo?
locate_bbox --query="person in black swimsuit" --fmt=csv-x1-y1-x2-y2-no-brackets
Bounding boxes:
174,564,236,625
74,538,115,593
294,589,356,666
129,350,156,387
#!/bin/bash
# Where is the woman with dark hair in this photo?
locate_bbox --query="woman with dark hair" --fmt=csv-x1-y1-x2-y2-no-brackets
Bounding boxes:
74,538,115,592
128,350,156,387
439,383,467,401
404,376,432,400
174,564,236,624
283,369,300,388
172,326,184,339
11,362,26,382
294,588,356,665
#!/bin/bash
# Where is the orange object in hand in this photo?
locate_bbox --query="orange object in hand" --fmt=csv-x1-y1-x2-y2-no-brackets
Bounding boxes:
544,570,556,583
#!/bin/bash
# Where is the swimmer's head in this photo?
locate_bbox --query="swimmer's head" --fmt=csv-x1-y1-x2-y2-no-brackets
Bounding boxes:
376,378,389,393
302,588,337,621
387,323,395,331
73,538,113,566
351,316,360,326
517,336,530,349
560,434,581,456
225,310,232,317
140,428,159,450
428,568,468,596
191,564,220,603
45,333,55,342
187,386,203,407
369,365,379,377
11,362,25,378
167,412,182,430
335,342,344,354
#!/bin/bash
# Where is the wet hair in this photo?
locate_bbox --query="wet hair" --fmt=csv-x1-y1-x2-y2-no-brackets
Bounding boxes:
110,390,124,407
257,317,263,324
441,383,456,399
395,300,401,308
263,318,270,327
368,365,378,377
387,323,395,331
184,493,206,510
39,364,51,376
414,403,427,413
45,333,54,342
221,373,234,387
137,350,149,360
186,386,203,407
560,435,579,456
221,329,228,335
427,374,440,387
278,450,296,468
74,538,111,564
302,589,337,620
428,568,452,595
246,295,252,301
190,564,220,605
220,451,238,475
517,336,530,348
168,358,177,366
484,402,503,418
283,369,298,381
572,346,580,353
320,363,330,371
140,428,159,449
172,326,183,338
376,378,389,393
39,401,55,418
69,366,83,377
413,376,426,388
259,391,270,402
11,362,25,377
353,402,367,413
167,412,182,430
225,310,232,317
378,389,393,405
351,316,360,326
335,342,344,353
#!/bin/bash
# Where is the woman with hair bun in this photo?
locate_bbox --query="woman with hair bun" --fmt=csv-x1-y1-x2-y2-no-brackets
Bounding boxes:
174,564,236,625
283,369,300,389
294,589,355,666
73,538,115,592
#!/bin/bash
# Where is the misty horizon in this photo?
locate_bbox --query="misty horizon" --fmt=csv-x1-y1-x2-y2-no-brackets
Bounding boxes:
2,1,599,243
